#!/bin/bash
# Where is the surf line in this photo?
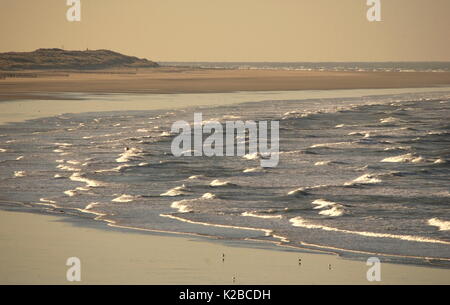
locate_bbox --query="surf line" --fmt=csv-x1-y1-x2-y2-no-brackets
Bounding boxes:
160,213,288,243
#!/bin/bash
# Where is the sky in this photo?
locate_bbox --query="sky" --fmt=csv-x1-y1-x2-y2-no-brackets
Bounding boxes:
1,0,449,62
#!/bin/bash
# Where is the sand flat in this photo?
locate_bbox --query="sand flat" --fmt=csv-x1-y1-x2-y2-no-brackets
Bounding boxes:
0,210,449,284
1,68,450,99
1,86,450,126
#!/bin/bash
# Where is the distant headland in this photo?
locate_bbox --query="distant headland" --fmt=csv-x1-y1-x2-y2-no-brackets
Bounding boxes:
0,48,159,70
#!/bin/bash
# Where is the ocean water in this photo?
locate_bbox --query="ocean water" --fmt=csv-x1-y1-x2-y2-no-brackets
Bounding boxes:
1,89,449,266
162,62,450,72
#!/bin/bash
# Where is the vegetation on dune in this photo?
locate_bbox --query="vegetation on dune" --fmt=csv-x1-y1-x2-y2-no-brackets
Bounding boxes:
0,48,159,70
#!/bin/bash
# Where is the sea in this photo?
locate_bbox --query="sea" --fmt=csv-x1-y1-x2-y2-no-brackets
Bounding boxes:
161,61,450,72
0,86,449,267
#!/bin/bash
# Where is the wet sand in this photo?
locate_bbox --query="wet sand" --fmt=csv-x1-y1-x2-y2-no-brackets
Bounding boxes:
1,210,449,284
1,87,450,126
1,67,450,100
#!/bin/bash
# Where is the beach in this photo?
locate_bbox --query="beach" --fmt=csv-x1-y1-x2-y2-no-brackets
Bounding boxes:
1,209,450,285
2,68,450,101
1,71,450,285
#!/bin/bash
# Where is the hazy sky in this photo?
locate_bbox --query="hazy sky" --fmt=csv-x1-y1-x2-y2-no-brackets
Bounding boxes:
1,0,449,62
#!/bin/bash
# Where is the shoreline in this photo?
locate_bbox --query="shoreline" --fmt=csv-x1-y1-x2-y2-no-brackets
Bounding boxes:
3,192,450,271
1,86,450,126
1,207,450,284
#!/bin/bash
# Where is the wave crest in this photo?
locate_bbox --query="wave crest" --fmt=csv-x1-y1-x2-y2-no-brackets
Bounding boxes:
161,185,190,197
289,217,450,245
428,218,450,231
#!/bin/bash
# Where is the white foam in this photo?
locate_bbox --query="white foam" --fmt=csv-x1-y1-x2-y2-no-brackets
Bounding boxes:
434,158,447,164
222,115,241,120
170,193,217,213
314,161,332,166
160,131,173,137
411,156,425,163
14,171,26,178
348,131,367,136
355,165,369,171
78,185,91,190
40,198,56,204
64,190,77,197
384,146,410,151
84,202,101,210
112,194,138,203
69,173,104,187
312,199,336,209
380,117,400,124
287,188,309,196
243,167,264,173
428,131,447,136
201,192,217,200
160,185,189,197
210,179,233,187
96,164,133,173
66,160,80,165
243,152,259,160
289,217,450,245
345,174,382,186
160,214,275,238
381,153,425,163
16,156,24,161
428,218,450,231
38,198,58,208
57,164,80,172
54,142,72,147
116,147,144,163
312,199,345,217
319,206,345,217
278,150,302,156
170,200,193,213
310,142,350,148
283,110,302,116
241,211,283,219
